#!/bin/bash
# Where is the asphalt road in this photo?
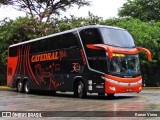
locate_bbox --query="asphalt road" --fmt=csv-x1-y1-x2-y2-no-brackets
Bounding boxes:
0,88,160,119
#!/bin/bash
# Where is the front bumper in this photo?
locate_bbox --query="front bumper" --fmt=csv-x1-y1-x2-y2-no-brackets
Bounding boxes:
105,81,142,94
102,75,142,94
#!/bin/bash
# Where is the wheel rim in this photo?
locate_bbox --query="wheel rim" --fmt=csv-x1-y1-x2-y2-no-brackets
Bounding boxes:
78,84,83,95
18,82,22,91
78,81,84,98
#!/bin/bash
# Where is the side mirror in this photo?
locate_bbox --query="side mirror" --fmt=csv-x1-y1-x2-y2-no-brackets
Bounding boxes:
137,47,151,61
86,44,152,61
86,44,113,58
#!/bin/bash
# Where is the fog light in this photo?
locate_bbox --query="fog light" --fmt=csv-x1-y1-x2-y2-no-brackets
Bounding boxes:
110,86,116,91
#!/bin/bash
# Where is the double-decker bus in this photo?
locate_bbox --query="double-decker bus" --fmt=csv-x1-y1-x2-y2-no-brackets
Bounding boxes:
7,25,151,98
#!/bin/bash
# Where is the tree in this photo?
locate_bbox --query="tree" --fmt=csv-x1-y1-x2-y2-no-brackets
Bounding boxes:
0,0,12,5
118,0,160,22
0,0,90,23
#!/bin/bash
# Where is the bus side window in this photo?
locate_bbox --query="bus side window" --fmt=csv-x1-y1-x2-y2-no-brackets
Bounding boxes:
80,28,103,45
61,33,78,49
30,41,39,54
9,46,17,57
40,39,48,52
48,36,61,51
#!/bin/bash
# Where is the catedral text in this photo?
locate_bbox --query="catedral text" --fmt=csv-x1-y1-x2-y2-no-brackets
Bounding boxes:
31,50,67,62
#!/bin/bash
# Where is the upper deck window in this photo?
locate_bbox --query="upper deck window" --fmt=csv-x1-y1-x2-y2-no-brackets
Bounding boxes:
9,46,17,57
100,28,135,48
61,33,78,49
79,28,103,45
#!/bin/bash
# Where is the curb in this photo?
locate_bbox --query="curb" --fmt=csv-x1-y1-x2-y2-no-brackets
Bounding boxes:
0,86,12,90
142,87,160,90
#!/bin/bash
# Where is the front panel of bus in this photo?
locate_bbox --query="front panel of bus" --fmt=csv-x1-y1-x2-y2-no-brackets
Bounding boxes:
104,54,142,94
79,27,143,94
100,27,142,94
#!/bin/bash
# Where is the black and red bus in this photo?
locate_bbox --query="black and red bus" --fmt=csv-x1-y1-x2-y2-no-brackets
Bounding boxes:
7,25,151,98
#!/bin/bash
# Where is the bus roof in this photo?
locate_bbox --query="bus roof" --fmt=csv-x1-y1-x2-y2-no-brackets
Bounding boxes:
76,25,125,31
9,25,125,47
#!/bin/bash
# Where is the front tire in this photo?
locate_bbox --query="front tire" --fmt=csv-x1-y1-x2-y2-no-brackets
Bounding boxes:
107,93,115,98
77,81,87,98
24,81,31,94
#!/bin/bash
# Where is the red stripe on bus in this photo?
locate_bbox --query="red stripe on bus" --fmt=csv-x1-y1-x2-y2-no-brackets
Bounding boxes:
25,45,36,86
27,45,40,86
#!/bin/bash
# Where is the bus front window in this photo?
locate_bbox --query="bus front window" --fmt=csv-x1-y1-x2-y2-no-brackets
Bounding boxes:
100,27,135,48
108,54,140,76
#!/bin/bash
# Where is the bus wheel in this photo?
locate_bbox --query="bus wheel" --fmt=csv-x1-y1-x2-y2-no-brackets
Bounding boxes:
17,81,23,93
77,81,86,98
107,93,115,98
24,81,31,94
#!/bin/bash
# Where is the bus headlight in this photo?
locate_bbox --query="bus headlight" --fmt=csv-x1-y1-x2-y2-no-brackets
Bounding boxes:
101,76,118,84
102,76,142,86
109,86,116,91
138,79,142,84
139,86,142,90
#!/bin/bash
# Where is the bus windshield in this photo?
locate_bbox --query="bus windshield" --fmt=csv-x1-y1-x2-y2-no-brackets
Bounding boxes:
100,28,135,48
108,54,140,76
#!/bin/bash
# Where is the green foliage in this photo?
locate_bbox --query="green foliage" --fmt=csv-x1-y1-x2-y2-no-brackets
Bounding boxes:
118,0,160,22
0,0,12,5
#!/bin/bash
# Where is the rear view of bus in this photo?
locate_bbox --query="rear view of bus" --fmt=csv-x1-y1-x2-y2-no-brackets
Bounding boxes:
78,25,151,97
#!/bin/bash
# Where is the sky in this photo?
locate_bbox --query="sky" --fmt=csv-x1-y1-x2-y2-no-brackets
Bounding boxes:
0,0,127,20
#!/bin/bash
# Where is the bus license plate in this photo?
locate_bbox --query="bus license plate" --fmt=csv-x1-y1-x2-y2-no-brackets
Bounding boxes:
126,88,132,92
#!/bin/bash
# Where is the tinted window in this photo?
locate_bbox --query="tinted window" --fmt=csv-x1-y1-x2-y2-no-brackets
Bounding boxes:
61,33,78,49
30,36,61,54
9,46,17,57
30,41,41,54
30,33,78,54
48,36,61,50
39,39,48,52
80,28,103,45
100,28,135,48
87,50,107,73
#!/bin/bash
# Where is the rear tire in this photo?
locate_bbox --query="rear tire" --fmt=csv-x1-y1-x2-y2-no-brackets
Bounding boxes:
17,81,23,93
24,81,31,94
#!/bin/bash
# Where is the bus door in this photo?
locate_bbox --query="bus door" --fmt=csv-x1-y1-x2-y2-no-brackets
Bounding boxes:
79,28,107,93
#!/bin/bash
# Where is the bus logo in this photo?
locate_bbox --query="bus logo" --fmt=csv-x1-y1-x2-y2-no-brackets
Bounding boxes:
71,63,80,72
